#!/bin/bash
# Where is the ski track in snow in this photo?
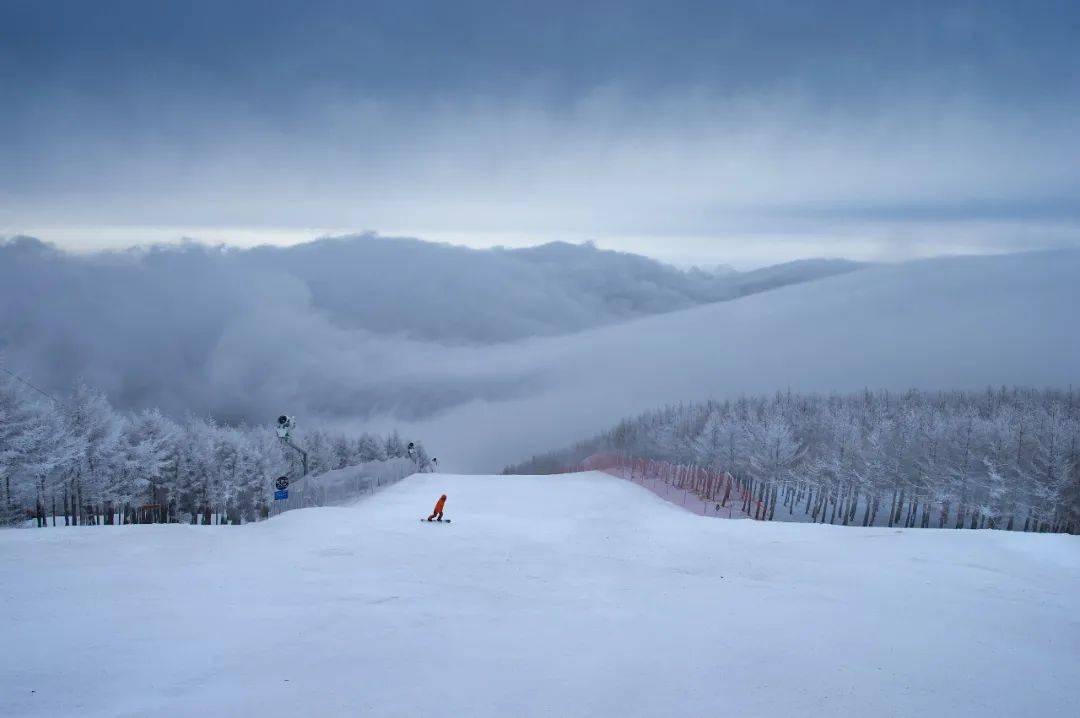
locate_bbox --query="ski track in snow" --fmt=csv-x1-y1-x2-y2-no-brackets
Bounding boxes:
2,471,1078,717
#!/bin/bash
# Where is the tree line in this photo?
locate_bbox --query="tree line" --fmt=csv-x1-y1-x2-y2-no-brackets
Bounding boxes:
507,388,1080,533
1,370,429,526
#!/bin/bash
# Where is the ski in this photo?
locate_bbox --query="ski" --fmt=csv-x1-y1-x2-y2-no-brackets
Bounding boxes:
420,518,452,524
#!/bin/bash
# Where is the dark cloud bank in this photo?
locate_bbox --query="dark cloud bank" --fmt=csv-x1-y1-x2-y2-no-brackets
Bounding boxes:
3,1,1079,259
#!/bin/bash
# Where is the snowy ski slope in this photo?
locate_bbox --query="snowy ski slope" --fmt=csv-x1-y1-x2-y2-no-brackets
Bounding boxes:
2,471,1078,716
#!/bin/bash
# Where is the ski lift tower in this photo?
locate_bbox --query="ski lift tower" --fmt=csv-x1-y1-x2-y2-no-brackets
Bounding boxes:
276,415,309,477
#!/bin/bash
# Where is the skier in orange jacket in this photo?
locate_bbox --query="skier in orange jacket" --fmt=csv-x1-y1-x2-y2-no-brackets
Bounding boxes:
427,494,447,521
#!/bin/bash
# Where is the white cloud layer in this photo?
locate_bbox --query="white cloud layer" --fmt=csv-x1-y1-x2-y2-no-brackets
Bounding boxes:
2,235,1076,471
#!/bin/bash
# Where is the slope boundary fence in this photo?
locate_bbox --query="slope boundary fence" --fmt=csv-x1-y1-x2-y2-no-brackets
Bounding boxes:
270,457,416,517
577,453,763,519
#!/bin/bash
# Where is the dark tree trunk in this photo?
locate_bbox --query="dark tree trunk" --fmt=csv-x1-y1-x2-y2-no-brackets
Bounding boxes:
893,489,906,527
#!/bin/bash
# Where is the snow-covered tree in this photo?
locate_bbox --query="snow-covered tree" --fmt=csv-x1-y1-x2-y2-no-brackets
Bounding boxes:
356,433,388,463
385,430,406,459
1,371,72,524
506,388,1080,533
62,383,123,524
0,368,426,526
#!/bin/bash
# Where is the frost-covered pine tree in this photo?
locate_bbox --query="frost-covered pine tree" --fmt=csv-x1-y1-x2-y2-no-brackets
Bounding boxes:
506,388,1080,533
0,371,70,524
385,430,406,459
356,433,388,463
62,383,123,525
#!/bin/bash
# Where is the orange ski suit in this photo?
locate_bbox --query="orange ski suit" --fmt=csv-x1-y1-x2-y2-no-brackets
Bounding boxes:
428,494,447,520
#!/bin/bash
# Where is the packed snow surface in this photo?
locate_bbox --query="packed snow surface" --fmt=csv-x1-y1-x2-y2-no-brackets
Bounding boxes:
3,472,1078,716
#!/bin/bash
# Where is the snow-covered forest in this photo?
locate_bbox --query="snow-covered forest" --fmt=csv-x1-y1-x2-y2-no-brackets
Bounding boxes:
507,388,1080,533
0,370,429,527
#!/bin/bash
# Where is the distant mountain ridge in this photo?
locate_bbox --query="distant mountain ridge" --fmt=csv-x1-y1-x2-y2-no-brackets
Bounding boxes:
1,233,865,346
0,233,864,420
242,234,865,342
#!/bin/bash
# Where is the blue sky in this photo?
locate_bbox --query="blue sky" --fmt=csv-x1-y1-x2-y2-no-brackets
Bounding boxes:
2,0,1079,266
